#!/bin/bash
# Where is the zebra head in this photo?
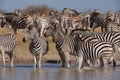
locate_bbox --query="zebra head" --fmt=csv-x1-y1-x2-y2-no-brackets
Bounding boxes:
90,9,100,28
44,25,54,37
44,22,65,42
13,9,22,16
0,13,6,28
23,25,39,42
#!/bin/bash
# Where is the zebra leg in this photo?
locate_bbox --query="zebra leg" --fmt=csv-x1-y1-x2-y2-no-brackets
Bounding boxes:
58,52,66,67
77,54,83,69
103,58,109,69
94,59,100,68
2,50,5,67
33,55,37,68
113,59,116,67
38,53,43,68
99,57,104,68
64,52,70,68
101,27,104,32
8,51,14,67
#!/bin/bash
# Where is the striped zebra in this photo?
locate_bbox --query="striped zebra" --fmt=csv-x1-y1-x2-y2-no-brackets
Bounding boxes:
33,15,50,36
33,14,60,37
0,13,6,28
1,12,34,35
90,9,114,32
80,36,99,43
114,13,120,25
23,25,48,68
0,33,17,67
105,22,120,32
44,23,76,68
71,29,120,66
62,8,79,17
72,34,114,69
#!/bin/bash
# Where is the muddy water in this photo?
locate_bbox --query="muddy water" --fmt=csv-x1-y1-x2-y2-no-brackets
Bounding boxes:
0,64,120,80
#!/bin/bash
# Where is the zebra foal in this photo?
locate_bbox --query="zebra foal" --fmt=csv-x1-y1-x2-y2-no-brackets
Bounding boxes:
23,25,48,68
0,33,17,67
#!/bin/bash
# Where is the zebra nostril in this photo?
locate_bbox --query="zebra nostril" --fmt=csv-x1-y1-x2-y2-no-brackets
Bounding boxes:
22,38,26,43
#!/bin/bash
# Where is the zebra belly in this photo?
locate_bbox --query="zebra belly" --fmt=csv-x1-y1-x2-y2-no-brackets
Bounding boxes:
29,43,47,56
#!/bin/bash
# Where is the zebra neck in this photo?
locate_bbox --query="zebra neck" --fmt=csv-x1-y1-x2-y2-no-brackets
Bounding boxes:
52,30,64,43
31,35,40,43
56,40,63,49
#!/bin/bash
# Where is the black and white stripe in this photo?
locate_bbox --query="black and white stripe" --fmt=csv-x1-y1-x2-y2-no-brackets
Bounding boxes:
71,29,120,66
90,9,114,32
71,29,120,45
44,24,76,68
0,33,17,67
105,22,120,32
1,12,33,34
73,35,113,69
23,25,48,68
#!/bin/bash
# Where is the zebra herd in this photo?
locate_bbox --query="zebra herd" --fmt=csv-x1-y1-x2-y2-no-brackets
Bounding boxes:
0,8,120,69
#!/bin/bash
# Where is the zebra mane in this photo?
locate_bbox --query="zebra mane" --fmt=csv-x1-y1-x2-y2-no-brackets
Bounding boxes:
4,13,14,15
70,29,91,35
62,8,68,15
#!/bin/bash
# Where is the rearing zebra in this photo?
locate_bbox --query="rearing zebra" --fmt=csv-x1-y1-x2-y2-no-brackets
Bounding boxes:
0,33,17,67
23,25,48,68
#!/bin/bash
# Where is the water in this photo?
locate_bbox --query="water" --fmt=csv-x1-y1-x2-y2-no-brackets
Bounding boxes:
0,64,120,80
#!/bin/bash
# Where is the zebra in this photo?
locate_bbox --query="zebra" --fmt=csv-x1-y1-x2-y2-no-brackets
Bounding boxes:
33,15,50,36
0,13,6,28
23,25,48,68
105,22,120,32
72,32,113,68
71,29,120,66
72,34,114,69
90,9,114,32
1,12,34,35
62,8,79,17
113,13,120,25
0,33,17,67
44,23,77,68
71,29,120,45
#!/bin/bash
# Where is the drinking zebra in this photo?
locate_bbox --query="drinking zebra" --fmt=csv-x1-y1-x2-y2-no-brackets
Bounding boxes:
0,33,17,67
23,25,48,68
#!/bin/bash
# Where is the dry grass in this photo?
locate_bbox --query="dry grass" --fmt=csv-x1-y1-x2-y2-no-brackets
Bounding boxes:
0,28,61,64
2,27,117,65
